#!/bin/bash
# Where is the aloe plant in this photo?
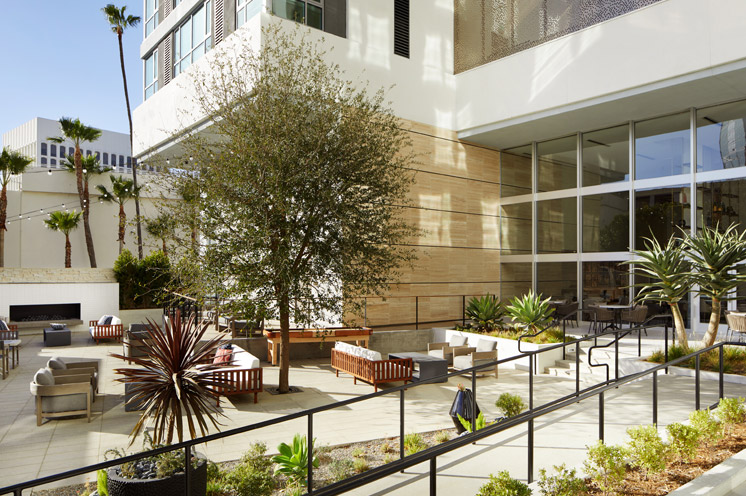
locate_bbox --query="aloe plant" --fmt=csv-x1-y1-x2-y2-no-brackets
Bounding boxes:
272,434,319,486
506,290,554,333
465,295,505,331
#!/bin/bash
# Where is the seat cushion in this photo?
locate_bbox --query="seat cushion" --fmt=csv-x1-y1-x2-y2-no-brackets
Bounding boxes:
448,335,468,347
41,392,88,413
476,340,496,352
47,357,67,370
452,355,471,370
34,368,55,386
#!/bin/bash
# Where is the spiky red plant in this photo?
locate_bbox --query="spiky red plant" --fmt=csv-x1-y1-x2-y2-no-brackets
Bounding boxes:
111,311,228,444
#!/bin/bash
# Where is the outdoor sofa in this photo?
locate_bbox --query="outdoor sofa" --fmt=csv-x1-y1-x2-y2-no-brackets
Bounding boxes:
197,344,263,404
331,342,413,392
89,315,124,343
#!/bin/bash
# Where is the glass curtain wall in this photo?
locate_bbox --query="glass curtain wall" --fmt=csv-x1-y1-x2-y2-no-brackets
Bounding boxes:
537,135,576,192
635,186,690,249
537,262,577,302
500,263,532,301
582,124,629,186
501,145,532,197
537,198,576,253
635,112,690,180
583,192,629,252
501,203,532,255
582,262,629,305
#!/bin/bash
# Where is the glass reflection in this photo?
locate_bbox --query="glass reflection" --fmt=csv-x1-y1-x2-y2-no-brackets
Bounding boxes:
583,192,629,252
635,113,690,180
537,262,577,302
635,186,690,250
582,125,629,186
697,100,746,172
537,198,576,253
582,262,629,304
538,136,576,192
501,203,532,255
501,263,532,301
501,145,532,198
696,179,746,234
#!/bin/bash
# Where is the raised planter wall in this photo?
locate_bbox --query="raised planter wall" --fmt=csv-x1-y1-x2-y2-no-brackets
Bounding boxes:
119,308,164,329
621,356,746,385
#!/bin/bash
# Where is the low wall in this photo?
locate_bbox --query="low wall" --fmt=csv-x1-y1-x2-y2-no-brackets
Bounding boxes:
120,308,163,329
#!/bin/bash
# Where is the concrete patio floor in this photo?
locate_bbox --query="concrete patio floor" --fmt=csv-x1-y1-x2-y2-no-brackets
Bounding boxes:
1,324,744,494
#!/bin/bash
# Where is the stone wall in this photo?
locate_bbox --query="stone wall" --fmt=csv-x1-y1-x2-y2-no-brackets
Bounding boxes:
0,268,116,283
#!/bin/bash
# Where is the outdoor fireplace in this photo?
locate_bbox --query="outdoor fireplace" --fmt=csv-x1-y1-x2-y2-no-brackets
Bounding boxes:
9,303,81,323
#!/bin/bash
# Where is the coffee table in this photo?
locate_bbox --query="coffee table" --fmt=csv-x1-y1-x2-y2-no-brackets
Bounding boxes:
388,352,448,383
44,327,71,347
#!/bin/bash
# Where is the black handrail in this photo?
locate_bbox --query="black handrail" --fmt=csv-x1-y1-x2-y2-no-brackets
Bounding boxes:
1,323,693,496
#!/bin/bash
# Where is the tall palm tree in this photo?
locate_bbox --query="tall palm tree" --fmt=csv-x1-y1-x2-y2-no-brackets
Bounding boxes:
622,236,691,350
44,210,83,268
684,223,746,348
103,4,144,260
97,175,142,254
145,213,176,255
49,118,102,267
0,148,33,267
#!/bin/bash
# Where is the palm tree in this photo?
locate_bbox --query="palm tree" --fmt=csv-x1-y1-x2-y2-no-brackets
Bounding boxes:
684,224,746,348
622,236,691,350
0,148,32,267
145,213,176,255
45,210,83,268
48,117,102,267
103,4,144,260
97,175,142,253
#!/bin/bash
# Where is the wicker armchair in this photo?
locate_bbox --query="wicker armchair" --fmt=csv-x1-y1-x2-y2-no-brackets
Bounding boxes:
726,313,746,342
590,305,615,333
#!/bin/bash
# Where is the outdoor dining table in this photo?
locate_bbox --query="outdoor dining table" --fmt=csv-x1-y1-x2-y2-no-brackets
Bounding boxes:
597,304,633,331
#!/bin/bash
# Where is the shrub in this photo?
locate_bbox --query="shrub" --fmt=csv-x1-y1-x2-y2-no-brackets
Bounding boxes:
495,393,527,418
225,443,275,496
666,422,701,462
537,463,587,496
458,412,488,432
352,448,365,458
476,470,531,496
329,459,354,482
626,425,669,476
380,441,394,454
114,249,173,309
435,430,451,443
715,397,746,431
466,295,506,332
272,435,318,486
206,480,231,496
403,432,428,455
689,409,723,444
583,441,627,496
506,290,554,333
96,469,108,496
353,458,370,473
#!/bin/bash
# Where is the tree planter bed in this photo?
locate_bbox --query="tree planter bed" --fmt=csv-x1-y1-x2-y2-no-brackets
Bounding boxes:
107,455,207,496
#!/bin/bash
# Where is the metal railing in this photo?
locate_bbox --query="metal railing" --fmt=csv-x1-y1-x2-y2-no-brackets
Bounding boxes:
2,321,719,496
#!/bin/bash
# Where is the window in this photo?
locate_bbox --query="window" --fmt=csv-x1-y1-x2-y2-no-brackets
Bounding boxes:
697,100,746,172
537,135,576,192
95,152,100,161
537,197,577,253
145,50,158,100
583,124,629,186
500,202,532,255
127,156,132,169
50,144,56,157
145,0,159,36
50,158,56,166
103,153,108,165
272,0,322,30
173,0,182,6
635,112,690,180
41,143,47,155
237,0,259,28
68,147,74,156
583,191,629,252
174,1,212,77
501,145,532,197
119,155,125,166
41,157,47,165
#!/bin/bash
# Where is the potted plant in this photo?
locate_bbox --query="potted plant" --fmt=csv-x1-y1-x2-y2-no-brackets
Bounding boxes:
107,312,227,496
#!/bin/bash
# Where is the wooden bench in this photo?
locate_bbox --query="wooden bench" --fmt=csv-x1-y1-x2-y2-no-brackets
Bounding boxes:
89,319,124,343
264,327,372,366
331,345,413,392
198,345,263,404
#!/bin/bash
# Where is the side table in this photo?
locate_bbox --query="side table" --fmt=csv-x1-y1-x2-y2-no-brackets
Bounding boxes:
44,327,71,347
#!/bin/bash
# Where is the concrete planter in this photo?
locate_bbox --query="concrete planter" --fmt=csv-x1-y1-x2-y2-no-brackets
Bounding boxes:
620,357,746,385
107,454,207,496
667,447,746,496
119,308,163,329
433,329,567,372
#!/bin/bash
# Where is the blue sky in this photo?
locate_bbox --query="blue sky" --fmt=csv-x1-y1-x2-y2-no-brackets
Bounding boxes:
0,1,144,142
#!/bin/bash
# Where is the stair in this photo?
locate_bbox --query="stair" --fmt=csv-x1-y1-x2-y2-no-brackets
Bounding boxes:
544,348,612,379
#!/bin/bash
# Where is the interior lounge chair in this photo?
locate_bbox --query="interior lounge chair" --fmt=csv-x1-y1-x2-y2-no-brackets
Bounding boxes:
621,304,649,333
453,339,498,378
428,335,469,366
30,368,92,426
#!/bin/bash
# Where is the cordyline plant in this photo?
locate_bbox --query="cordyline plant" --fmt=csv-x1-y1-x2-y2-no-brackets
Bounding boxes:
621,235,691,350
162,23,419,393
683,223,746,348
111,312,227,444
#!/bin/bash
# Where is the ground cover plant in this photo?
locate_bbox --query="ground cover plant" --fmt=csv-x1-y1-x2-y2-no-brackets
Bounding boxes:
648,344,746,375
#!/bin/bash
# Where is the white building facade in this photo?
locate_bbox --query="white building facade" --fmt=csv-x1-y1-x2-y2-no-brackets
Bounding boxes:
132,0,746,332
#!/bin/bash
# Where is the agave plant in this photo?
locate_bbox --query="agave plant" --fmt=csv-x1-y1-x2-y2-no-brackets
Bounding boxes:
506,290,554,333
272,434,319,486
111,311,227,444
465,294,505,332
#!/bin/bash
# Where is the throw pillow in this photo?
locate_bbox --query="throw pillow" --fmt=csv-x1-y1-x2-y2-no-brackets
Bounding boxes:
47,357,67,370
97,315,110,325
0,320,7,331
448,335,468,347
213,348,233,366
34,368,55,386
50,323,66,330
103,316,114,326
476,340,496,352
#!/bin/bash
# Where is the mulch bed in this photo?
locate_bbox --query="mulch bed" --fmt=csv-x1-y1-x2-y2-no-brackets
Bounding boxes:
587,423,746,495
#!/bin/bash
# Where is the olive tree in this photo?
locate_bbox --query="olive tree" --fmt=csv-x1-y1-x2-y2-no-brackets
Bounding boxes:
169,25,418,392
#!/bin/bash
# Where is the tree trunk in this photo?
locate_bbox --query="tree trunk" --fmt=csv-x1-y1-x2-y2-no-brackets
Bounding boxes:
670,302,688,350
118,32,143,260
279,292,291,393
701,297,722,348
75,146,97,267
0,184,7,267
64,234,71,268
118,203,126,254
162,238,168,255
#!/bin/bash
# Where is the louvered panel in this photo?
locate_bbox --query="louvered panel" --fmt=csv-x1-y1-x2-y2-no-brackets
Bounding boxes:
394,0,409,58
214,0,225,45
164,0,171,18
163,34,172,86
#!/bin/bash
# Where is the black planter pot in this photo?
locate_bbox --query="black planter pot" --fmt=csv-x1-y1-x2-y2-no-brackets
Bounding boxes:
107,454,207,496
449,388,480,433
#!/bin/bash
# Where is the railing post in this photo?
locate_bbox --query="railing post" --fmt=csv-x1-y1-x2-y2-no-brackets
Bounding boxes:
653,370,658,426
528,418,534,484
562,325,566,361
364,298,368,327
720,345,725,400
614,334,619,381
430,457,437,495
462,295,466,326
575,347,580,396
665,325,669,374
415,296,419,330
529,355,534,411
185,445,192,496
308,413,314,493
471,370,477,434
400,388,405,460
599,392,604,442
638,327,642,357
694,355,699,410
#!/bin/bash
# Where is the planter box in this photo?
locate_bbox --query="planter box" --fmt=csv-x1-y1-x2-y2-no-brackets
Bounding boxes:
620,357,746,385
119,308,163,330
667,446,746,496
108,455,207,496
433,329,569,373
